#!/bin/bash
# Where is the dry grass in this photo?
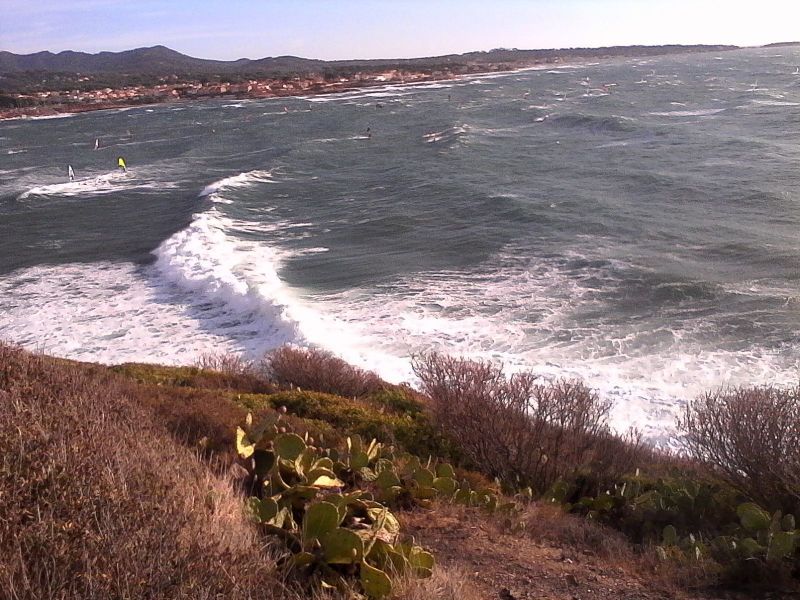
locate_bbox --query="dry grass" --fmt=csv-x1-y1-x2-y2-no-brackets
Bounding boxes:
131,382,254,457
522,506,727,595
194,351,275,392
0,343,284,599
111,359,274,394
391,565,483,600
523,502,633,560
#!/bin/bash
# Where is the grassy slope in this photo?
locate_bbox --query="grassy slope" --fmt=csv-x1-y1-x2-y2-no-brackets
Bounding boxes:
1,347,745,599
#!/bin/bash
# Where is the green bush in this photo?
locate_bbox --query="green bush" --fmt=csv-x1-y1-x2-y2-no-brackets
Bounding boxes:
232,390,456,461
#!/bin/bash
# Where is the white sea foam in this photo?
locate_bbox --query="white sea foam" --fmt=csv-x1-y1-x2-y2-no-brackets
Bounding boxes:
152,208,300,347
18,171,131,199
4,227,793,445
649,108,725,117
148,197,399,371
302,85,410,104
0,217,304,368
751,99,800,107
0,260,269,364
15,113,77,121
423,125,467,143
291,254,799,445
198,170,274,198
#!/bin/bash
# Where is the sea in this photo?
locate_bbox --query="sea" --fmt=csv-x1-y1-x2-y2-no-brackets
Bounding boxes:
2,47,800,444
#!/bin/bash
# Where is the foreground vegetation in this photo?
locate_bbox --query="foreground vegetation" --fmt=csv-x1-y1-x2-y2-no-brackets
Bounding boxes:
2,342,799,598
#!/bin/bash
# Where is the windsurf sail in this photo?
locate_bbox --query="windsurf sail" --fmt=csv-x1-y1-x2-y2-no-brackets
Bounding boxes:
117,157,127,172
94,138,99,150
68,165,75,181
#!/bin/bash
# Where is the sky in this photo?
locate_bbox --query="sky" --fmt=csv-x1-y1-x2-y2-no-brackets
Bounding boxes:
1,0,799,61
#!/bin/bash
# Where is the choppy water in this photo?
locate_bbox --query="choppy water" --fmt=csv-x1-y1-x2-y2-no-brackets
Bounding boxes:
2,47,800,442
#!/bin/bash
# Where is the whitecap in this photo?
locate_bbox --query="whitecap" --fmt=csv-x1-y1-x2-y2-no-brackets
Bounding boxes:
18,171,132,199
198,169,274,199
649,108,725,117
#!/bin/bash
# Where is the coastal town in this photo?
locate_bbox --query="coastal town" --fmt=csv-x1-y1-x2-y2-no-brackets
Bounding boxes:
0,63,504,119
0,42,753,120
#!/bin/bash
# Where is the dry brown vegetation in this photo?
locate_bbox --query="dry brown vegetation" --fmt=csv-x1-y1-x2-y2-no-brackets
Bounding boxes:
680,385,800,514
400,502,728,600
267,346,385,398
0,344,284,599
412,352,644,493
389,565,483,600
1,340,792,599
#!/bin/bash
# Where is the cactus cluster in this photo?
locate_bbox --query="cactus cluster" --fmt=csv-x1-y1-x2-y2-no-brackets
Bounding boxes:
659,503,799,565
549,473,732,542
370,450,526,531
236,410,530,595
552,471,799,569
236,412,433,598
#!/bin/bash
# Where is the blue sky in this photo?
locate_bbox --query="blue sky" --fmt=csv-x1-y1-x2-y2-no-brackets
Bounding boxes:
2,0,799,60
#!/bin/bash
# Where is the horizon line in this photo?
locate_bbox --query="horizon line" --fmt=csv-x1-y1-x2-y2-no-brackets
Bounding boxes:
5,41,797,65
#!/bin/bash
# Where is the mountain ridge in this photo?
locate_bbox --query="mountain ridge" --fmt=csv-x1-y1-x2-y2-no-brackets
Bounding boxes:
0,43,741,75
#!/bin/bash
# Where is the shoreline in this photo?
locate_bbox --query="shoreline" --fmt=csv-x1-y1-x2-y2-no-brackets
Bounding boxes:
0,43,749,121
0,67,485,121
0,44,740,121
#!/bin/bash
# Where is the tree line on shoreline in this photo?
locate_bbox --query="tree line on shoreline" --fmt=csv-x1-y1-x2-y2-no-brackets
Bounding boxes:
0,43,741,95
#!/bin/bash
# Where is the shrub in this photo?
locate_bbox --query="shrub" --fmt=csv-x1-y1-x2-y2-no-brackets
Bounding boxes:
111,359,273,393
412,353,639,492
266,346,384,398
248,390,455,460
194,350,253,375
367,385,425,416
679,385,800,514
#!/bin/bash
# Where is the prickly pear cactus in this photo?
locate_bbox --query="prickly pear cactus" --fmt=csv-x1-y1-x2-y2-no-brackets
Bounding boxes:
237,413,434,598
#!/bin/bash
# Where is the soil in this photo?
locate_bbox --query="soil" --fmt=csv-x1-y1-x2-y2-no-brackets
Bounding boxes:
401,504,757,600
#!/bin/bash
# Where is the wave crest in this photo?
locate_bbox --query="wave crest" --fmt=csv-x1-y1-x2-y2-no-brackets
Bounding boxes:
548,113,635,134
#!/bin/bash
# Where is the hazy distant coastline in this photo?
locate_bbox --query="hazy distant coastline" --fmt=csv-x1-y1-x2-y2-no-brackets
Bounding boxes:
0,43,744,120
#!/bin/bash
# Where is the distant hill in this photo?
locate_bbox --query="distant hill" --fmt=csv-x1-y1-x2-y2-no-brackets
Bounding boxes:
0,43,743,95
0,43,742,76
0,45,282,74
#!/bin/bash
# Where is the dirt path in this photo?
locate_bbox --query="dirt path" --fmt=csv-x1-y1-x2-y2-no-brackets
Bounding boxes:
401,504,742,600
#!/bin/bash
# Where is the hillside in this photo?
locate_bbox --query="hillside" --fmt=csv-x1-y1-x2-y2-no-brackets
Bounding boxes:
2,343,798,598
0,43,740,95
0,44,739,75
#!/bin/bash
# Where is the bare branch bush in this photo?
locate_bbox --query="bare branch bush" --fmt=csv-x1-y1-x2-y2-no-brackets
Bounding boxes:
679,385,800,513
192,351,273,393
195,351,255,375
265,345,385,398
411,352,638,492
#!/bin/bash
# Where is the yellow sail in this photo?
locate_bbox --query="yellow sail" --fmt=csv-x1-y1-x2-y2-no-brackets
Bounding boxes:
117,157,127,170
